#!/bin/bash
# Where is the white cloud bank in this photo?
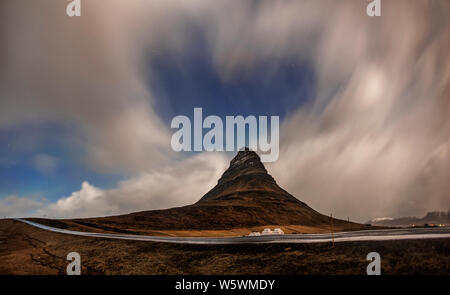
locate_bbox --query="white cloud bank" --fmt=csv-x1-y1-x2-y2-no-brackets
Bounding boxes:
0,195,47,218
35,152,228,218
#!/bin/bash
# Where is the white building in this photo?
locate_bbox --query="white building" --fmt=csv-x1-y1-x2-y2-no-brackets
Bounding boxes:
261,228,272,235
249,228,284,236
273,228,284,235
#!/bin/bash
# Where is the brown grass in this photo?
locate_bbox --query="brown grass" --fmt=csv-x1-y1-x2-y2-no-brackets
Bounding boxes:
1,219,448,275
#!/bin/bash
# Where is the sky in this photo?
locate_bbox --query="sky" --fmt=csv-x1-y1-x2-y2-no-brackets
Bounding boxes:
0,0,449,222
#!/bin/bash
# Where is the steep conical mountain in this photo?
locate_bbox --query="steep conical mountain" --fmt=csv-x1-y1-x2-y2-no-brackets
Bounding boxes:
197,148,309,209
45,149,364,234
198,148,280,203
191,148,336,226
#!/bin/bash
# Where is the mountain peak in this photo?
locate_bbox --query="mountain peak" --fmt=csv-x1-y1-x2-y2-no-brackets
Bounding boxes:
198,149,278,202
218,148,268,185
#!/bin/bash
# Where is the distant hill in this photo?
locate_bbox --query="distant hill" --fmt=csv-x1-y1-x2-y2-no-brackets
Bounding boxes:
368,211,450,227
30,149,367,235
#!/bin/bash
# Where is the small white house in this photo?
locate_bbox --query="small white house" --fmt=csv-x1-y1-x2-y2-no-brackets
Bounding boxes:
249,231,261,236
273,228,284,235
250,228,284,236
261,228,273,235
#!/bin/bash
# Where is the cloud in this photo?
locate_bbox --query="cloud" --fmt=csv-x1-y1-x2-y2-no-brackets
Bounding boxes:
405,141,450,217
267,0,450,220
38,152,228,218
0,195,47,218
0,0,172,173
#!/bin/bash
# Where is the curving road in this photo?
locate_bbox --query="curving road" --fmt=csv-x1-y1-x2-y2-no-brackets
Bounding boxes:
14,218,450,245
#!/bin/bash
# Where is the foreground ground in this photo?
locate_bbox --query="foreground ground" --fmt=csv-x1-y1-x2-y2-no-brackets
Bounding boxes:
0,219,448,275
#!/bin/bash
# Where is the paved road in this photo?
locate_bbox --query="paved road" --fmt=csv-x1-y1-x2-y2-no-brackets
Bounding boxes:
14,218,450,245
